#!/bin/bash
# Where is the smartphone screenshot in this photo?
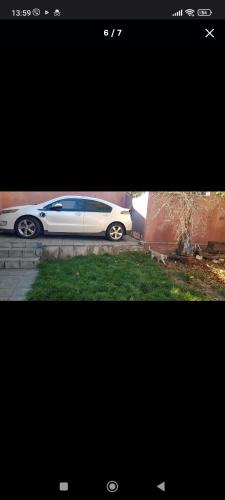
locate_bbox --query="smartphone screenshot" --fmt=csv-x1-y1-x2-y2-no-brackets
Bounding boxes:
0,0,222,489
0,1,224,47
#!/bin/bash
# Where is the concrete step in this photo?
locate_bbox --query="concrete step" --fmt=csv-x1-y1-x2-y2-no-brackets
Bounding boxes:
42,243,144,259
0,240,42,249
0,248,42,258
0,257,40,269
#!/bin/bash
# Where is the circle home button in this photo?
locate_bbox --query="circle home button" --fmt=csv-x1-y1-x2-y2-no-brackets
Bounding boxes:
106,481,119,493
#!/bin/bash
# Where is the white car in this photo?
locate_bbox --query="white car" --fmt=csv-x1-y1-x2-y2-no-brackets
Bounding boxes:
0,196,132,241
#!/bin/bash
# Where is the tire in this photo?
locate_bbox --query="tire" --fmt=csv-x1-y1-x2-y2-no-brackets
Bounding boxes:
106,222,125,242
15,216,42,239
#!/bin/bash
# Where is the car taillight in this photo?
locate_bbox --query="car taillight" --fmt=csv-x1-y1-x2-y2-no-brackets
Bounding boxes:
120,210,130,215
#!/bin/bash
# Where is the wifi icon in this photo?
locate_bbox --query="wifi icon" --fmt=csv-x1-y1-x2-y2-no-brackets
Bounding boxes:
185,9,195,16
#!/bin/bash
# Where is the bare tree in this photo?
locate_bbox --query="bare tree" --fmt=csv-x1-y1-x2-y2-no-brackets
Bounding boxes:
150,192,225,256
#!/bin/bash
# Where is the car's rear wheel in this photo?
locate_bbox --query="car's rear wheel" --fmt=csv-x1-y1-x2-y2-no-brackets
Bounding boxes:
15,217,42,239
106,223,125,242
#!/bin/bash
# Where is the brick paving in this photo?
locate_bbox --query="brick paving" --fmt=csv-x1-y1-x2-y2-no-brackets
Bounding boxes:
0,269,38,301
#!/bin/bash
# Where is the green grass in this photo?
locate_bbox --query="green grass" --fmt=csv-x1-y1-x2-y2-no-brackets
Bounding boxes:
27,252,209,301
218,287,225,298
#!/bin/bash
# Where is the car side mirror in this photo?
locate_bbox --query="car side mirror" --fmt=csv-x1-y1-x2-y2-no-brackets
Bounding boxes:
52,203,63,210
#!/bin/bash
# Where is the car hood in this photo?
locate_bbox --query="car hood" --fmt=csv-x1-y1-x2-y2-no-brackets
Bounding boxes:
2,205,36,210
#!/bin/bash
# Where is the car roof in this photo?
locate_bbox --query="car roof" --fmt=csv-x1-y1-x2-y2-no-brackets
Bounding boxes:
40,196,119,208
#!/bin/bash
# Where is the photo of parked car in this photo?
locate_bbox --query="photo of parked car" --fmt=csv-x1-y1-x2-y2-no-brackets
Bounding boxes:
0,195,133,241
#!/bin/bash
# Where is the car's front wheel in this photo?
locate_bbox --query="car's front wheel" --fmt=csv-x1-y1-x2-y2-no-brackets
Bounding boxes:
15,216,42,239
106,223,125,242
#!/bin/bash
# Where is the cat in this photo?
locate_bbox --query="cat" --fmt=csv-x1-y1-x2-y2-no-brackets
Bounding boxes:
193,244,202,257
149,246,168,265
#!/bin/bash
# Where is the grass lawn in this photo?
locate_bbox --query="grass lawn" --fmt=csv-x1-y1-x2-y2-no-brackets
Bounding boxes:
27,252,225,301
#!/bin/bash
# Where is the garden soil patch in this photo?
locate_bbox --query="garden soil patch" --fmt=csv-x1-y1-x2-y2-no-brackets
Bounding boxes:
166,258,225,301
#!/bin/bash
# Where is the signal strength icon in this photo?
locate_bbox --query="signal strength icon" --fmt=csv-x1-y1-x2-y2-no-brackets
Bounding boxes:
172,9,183,16
185,8,195,16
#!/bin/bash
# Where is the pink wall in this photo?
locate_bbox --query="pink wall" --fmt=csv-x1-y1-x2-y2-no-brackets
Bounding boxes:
144,193,225,251
0,192,127,209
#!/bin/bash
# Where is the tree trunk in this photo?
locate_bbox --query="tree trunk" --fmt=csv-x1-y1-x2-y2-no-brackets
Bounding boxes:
177,231,193,256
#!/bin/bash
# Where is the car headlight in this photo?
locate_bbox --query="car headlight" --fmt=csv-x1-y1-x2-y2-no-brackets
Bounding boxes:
1,209,19,214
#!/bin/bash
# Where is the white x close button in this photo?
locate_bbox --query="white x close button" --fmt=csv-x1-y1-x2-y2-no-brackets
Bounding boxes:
205,28,215,38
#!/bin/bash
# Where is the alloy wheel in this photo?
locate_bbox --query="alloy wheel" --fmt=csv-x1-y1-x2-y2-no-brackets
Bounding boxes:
109,225,123,241
18,219,36,238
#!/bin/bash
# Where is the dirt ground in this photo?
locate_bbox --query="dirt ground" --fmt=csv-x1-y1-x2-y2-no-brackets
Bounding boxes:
166,256,225,301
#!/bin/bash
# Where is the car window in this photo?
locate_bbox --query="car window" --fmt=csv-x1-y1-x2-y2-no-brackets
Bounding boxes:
82,200,112,213
43,199,83,211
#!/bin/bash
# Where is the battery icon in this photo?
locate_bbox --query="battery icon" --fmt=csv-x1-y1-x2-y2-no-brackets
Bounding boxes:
197,9,213,16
